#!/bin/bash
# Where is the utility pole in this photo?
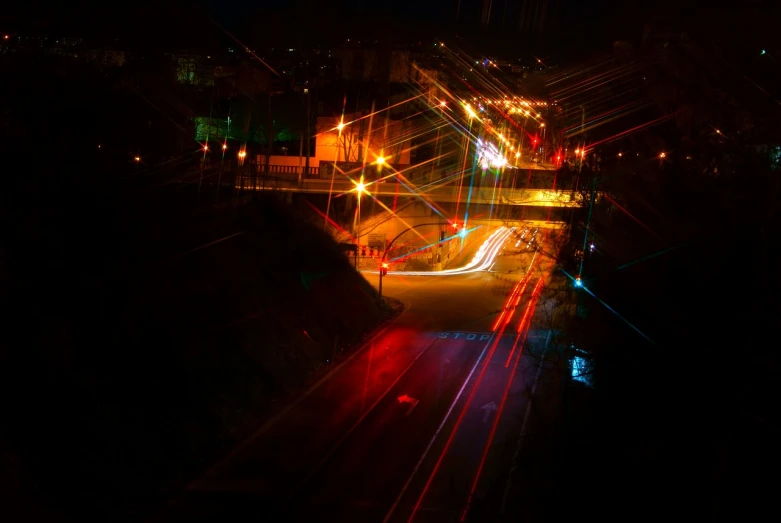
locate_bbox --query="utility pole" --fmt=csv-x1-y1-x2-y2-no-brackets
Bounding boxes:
576,104,585,190
264,91,274,195
303,87,311,185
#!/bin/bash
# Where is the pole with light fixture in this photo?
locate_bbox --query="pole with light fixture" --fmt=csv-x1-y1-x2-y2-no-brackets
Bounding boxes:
324,120,345,233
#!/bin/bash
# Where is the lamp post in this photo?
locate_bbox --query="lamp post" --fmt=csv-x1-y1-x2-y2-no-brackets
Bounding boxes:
324,120,345,233
378,221,448,302
352,175,366,242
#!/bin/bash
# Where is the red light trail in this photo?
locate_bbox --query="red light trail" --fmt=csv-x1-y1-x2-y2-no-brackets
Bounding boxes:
462,272,548,521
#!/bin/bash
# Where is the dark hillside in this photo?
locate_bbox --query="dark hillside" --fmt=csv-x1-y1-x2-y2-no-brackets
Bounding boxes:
1,188,392,521
0,51,392,521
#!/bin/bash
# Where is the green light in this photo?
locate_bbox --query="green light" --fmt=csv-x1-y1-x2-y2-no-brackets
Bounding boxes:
761,49,766,55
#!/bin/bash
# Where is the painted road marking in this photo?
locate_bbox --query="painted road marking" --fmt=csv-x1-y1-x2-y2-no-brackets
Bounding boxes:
397,395,420,416
481,401,498,423
383,331,498,523
438,331,522,340
438,332,492,340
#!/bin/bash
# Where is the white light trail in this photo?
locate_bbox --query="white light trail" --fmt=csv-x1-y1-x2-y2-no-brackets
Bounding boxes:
364,226,518,277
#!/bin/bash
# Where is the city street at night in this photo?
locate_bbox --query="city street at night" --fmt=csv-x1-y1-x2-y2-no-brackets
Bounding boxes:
151,228,563,522
3,2,779,522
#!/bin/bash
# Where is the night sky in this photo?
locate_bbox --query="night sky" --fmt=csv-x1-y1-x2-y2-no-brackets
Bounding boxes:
2,1,778,55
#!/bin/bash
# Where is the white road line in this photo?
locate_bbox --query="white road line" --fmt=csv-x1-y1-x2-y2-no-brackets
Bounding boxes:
382,331,498,523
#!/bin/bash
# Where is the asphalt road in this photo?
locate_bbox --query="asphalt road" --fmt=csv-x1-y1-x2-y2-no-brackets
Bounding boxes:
150,226,561,523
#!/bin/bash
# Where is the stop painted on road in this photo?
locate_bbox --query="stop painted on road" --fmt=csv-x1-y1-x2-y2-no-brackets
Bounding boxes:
438,332,492,341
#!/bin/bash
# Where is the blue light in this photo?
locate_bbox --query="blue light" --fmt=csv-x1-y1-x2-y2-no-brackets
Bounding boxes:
572,356,592,386
459,228,467,238
574,277,582,287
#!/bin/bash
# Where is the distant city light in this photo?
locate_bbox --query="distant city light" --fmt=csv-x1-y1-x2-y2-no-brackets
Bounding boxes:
375,156,385,165
617,152,623,157
574,277,582,287
440,100,447,107
238,150,246,159
659,152,666,159
134,156,140,162
222,144,227,150
337,121,345,132
476,140,507,168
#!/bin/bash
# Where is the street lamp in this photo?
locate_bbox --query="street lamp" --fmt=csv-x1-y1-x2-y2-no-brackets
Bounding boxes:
378,221,449,302
352,175,367,244
325,119,346,232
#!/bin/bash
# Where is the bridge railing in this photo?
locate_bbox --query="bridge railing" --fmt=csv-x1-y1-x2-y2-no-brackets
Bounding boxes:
253,164,320,178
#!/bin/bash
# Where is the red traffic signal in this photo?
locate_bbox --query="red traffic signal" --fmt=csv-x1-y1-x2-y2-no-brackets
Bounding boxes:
381,262,389,276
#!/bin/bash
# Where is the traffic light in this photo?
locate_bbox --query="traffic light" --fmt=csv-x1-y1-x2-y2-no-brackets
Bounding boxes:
381,263,389,276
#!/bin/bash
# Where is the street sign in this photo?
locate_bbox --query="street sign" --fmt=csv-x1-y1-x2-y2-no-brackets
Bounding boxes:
368,233,386,248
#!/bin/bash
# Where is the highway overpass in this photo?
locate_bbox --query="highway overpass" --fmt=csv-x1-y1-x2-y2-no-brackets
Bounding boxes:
236,176,595,208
